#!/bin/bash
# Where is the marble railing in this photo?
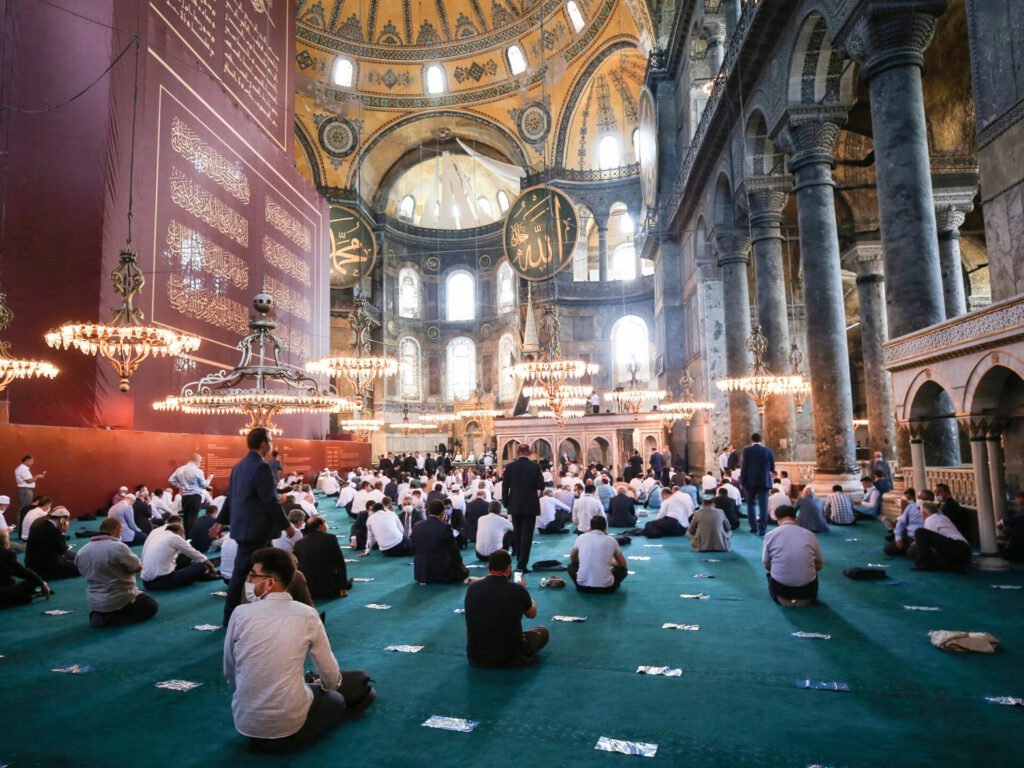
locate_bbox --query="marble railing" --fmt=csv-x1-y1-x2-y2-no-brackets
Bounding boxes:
900,466,977,508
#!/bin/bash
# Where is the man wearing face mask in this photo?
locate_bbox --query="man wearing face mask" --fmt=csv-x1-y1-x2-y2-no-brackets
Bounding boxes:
218,428,296,626
225,547,376,754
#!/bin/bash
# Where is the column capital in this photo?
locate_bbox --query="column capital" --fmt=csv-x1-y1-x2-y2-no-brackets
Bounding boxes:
713,229,751,267
933,186,976,235
739,175,791,222
843,1,948,81
958,415,997,438
842,241,885,279
778,109,847,173
702,19,726,43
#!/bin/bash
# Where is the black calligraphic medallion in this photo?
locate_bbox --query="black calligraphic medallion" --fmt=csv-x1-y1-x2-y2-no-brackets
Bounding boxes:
329,206,377,288
502,185,579,282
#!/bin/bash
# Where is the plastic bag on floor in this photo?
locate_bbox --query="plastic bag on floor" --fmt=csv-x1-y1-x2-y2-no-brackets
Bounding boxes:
928,630,1000,653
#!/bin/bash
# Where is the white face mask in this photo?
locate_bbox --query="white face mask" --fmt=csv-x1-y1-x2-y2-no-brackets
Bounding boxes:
402,505,413,513
244,582,260,603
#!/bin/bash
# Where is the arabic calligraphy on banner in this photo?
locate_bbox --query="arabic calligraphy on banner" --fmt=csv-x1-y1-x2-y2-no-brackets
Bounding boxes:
329,206,377,288
502,185,579,281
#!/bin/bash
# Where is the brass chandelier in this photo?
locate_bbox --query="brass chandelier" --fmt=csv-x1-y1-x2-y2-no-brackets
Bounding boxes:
716,325,805,414
0,293,58,392
659,370,715,428
388,403,437,435
603,354,666,419
153,294,352,434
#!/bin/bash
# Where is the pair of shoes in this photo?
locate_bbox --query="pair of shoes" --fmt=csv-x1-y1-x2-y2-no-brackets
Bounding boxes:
518,567,532,574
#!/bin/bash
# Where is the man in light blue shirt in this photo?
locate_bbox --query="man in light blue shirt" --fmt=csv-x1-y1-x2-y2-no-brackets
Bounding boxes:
597,477,614,511
854,477,882,518
169,453,212,537
884,487,923,557
762,505,823,606
680,477,699,509
107,494,147,546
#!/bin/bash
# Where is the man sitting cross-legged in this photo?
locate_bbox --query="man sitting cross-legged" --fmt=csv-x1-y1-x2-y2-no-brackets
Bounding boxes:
568,515,628,594
464,549,549,668
688,495,732,552
411,500,468,584
762,505,823,608
606,486,638,528
294,516,352,599
225,547,376,755
642,487,691,538
77,517,159,627
475,501,514,562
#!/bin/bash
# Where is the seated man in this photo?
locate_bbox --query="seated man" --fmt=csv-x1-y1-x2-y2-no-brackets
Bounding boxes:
714,487,741,530
19,496,52,541
410,500,468,585
294,516,351,599
108,493,148,546
884,487,922,557
914,501,971,573
606,486,638,528
568,516,628,593
360,503,414,558
645,482,663,512
0,528,50,608
464,550,549,668
795,487,829,534
854,476,882,518
191,505,226,554
76,517,159,627
537,489,572,534
701,471,718,493
150,488,175,523
680,477,700,509
25,505,79,581
762,505,823,608
141,522,218,591
935,483,970,539
475,501,514,562
225,548,376,755
464,489,490,542
824,485,854,526
688,495,732,552
597,477,615,511
335,481,357,517
272,509,307,553
643,488,691,538
767,486,790,523
572,483,606,534
779,471,793,498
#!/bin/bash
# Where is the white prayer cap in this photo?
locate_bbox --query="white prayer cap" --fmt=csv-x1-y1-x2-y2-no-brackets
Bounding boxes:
0,495,9,505
119,486,128,492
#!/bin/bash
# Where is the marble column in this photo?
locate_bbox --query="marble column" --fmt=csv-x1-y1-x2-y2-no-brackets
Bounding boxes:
743,179,796,460
597,219,609,283
704,21,725,76
715,229,757,449
934,189,975,319
724,1,742,39
778,110,859,487
909,422,927,494
847,242,897,459
986,429,1008,525
846,4,947,339
962,418,1010,569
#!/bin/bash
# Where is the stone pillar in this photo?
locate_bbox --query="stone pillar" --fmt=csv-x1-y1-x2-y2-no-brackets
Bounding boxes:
846,242,897,459
714,230,757,449
743,178,795,460
597,219,609,282
986,428,1008,526
909,422,928,494
846,3,947,339
933,188,975,319
724,1,742,39
704,21,725,76
962,419,1010,569
778,110,859,489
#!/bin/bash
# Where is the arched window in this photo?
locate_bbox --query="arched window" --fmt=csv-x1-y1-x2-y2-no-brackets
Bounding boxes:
507,44,527,75
446,270,475,321
619,210,634,235
332,57,354,88
398,194,415,220
477,196,493,219
598,135,620,169
498,334,516,402
496,262,515,313
496,190,511,214
399,337,422,400
631,128,640,162
446,337,477,401
613,242,636,281
566,1,585,33
611,315,650,384
398,268,420,319
426,64,446,94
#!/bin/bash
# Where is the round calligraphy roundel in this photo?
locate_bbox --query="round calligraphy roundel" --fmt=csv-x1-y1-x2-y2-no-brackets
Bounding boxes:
329,205,377,289
638,87,659,210
502,185,579,282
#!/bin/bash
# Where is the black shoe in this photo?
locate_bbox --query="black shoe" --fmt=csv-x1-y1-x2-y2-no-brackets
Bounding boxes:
518,567,531,574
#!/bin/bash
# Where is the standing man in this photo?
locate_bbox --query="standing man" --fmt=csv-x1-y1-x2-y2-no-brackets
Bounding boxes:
501,444,544,573
872,451,894,490
740,433,775,536
169,453,213,537
218,428,295,626
14,455,45,512
267,450,284,485
649,447,664,485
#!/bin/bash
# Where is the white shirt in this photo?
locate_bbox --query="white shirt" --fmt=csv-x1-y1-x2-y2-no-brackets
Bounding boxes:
718,451,730,472
220,537,238,579
768,491,790,521
722,482,742,504
641,477,659,497
366,489,385,508
365,509,405,553
573,530,622,588
448,492,467,513
351,489,371,515
572,494,605,533
224,592,341,739
538,495,571,527
140,524,172,563
336,485,356,509
151,494,175,521
141,532,206,581
15,463,35,489
924,512,968,543
272,527,304,553
781,477,793,496
21,507,47,539
475,513,513,556
658,492,694,526
701,475,718,492
763,521,823,587
0,507,8,532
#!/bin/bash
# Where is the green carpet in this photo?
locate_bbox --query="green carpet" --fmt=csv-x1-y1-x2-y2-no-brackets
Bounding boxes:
2,500,1023,768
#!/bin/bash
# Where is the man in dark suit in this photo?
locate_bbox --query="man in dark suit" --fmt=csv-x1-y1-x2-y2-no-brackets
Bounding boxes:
218,427,295,625
606,487,638,527
714,487,742,530
626,450,643,482
649,448,664,481
464,489,490,542
740,433,775,536
411,501,468,584
294,516,352,598
25,506,79,580
501,444,545,572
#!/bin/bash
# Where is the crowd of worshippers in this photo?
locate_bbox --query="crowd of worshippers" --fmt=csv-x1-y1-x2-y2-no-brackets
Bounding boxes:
2,430,1023,754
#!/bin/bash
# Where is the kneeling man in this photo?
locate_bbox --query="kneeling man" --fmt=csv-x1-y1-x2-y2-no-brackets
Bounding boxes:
762,505,823,607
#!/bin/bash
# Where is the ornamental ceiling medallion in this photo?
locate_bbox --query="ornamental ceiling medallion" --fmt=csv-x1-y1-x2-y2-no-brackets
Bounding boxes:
638,86,658,209
503,185,579,281
329,205,377,288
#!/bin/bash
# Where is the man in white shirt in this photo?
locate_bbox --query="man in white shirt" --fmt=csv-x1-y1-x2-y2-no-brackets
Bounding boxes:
914,501,971,572
568,516,628,593
272,510,307,552
141,523,217,590
474,501,514,561
643,488,692,538
572,483,605,533
20,497,52,540
767,486,790,522
762,505,823,607
701,471,718,493
721,480,742,506
224,547,376,754
350,482,372,519
640,472,660,500
537,489,572,534
779,471,793,498
365,481,385,510
360,505,414,558
150,488,175,522
14,454,45,511
448,485,467,516
336,481,357,516
854,476,882,518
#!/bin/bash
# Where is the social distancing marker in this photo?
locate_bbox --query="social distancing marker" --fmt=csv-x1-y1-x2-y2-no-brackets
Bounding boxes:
422,715,478,733
594,736,658,757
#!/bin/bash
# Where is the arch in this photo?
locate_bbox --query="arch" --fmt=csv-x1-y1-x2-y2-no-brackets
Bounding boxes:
608,201,635,281
964,352,1024,415
558,437,582,462
506,44,527,75
398,267,421,319
497,189,511,214
713,173,734,228
573,203,598,281
398,336,422,400
908,377,963,467
531,438,553,462
611,315,651,384
446,270,476,321
446,336,477,400
745,111,785,177
425,63,447,94
498,333,516,402
587,436,611,465
501,439,522,462
398,194,416,220
565,0,585,33
643,434,658,454
331,56,354,88
787,12,855,107
496,262,516,313
901,367,961,420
